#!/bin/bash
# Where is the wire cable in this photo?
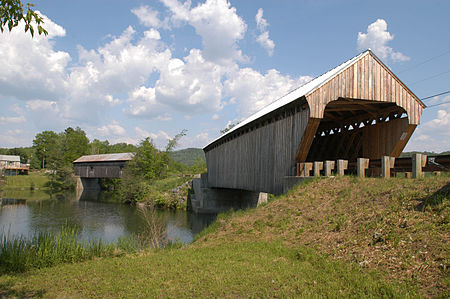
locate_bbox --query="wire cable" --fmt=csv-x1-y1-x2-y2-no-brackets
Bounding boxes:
420,90,450,101
409,69,450,85
426,100,450,108
398,49,450,74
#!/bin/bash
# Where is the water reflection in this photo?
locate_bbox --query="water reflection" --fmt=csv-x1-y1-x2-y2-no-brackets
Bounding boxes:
0,191,216,244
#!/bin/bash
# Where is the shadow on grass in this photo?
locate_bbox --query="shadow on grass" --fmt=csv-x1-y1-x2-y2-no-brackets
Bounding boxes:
0,280,46,298
415,181,450,212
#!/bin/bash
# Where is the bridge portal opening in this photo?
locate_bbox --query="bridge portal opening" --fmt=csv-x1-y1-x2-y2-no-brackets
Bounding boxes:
306,98,408,162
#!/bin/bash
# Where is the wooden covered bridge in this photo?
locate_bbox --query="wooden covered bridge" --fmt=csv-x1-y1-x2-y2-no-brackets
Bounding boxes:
203,50,425,196
73,153,134,192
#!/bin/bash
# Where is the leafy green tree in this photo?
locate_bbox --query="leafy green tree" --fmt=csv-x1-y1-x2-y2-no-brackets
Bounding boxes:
1,0,47,36
31,130,59,169
165,129,187,152
108,142,137,154
62,127,89,165
89,139,110,155
220,122,239,135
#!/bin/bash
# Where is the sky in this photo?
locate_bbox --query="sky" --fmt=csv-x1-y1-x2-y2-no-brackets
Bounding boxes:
0,0,449,152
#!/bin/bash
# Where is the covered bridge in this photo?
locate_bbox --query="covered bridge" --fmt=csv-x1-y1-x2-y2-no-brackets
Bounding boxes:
73,153,134,179
203,50,425,195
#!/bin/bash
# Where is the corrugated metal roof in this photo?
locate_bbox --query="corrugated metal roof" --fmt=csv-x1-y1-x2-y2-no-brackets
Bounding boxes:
0,155,21,162
205,50,370,148
73,153,135,163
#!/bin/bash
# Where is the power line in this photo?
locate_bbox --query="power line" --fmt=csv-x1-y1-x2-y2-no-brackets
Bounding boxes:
409,69,450,85
420,90,450,101
426,100,450,108
398,49,450,74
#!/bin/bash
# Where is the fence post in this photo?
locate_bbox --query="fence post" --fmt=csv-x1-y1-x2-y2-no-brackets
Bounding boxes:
381,156,395,178
313,161,323,177
324,160,335,176
357,158,369,177
412,154,426,178
299,162,313,177
337,159,348,176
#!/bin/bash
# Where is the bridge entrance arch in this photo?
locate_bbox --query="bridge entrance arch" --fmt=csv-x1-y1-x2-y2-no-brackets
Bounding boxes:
306,98,411,162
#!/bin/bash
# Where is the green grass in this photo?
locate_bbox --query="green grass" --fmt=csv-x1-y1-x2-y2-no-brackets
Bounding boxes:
0,224,137,275
0,174,448,298
1,172,49,190
143,175,193,209
0,241,413,298
1,189,51,201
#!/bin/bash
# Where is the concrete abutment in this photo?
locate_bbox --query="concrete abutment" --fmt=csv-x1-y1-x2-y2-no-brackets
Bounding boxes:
190,173,268,214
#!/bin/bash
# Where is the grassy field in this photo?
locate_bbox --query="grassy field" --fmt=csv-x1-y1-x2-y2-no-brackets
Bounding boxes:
0,174,448,298
0,172,50,201
1,172,49,190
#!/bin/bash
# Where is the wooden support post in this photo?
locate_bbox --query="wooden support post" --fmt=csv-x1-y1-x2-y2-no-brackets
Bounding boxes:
313,161,323,177
299,162,313,177
381,156,395,178
357,158,369,177
324,160,335,177
412,154,427,178
336,159,348,176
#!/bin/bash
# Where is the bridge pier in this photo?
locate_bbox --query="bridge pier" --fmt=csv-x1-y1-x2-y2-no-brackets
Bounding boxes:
75,177,101,200
190,173,267,214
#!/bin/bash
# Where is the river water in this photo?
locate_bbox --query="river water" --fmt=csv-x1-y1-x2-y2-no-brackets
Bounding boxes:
0,190,216,244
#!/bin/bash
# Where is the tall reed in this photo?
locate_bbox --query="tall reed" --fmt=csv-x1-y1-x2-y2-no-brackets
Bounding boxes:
0,224,119,274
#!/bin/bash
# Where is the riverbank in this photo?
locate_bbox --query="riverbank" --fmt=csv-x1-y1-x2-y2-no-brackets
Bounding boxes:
0,172,50,201
1,175,448,297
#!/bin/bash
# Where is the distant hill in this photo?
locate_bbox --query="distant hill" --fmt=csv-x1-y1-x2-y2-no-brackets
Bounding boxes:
170,148,205,166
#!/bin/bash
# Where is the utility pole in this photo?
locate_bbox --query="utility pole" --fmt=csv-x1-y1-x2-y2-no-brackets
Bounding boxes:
42,147,45,169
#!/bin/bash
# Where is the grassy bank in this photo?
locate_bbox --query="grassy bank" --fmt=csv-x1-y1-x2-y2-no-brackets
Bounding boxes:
0,225,123,274
0,175,448,298
1,172,49,191
143,175,192,209
1,172,50,201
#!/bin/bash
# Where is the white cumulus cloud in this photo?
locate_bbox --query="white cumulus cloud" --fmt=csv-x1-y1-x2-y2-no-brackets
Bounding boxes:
255,8,274,56
224,68,312,118
0,11,70,102
161,0,247,64
132,5,162,28
97,121,127,137
357,19,409,62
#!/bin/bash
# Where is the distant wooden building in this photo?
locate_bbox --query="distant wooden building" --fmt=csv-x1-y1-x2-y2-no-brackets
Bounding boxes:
204,50,425,195
0,155,29,175
73,153,134,179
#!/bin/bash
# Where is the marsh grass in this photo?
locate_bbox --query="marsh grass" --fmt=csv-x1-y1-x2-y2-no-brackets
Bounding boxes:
0,224,130,274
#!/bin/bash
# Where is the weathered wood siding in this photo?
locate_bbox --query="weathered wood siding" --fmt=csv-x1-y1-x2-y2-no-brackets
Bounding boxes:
206,107,310,195
305,52,425,125
74,161,126,178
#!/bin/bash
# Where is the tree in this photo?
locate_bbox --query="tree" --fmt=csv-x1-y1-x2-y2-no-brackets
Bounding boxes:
165,129,187,152
1,0,47,36
220,122,239,135
62,127,89,165
31,130,59,169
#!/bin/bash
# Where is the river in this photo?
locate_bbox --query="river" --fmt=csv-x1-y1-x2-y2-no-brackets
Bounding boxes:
0,190,216,244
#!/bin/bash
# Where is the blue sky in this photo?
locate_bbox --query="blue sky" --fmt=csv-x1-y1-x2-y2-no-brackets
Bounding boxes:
1,0,449,151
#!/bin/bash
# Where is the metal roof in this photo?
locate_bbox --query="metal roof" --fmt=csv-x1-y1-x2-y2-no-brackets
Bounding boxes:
0,155,20,162
205,51,371,149
73,153,135,163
